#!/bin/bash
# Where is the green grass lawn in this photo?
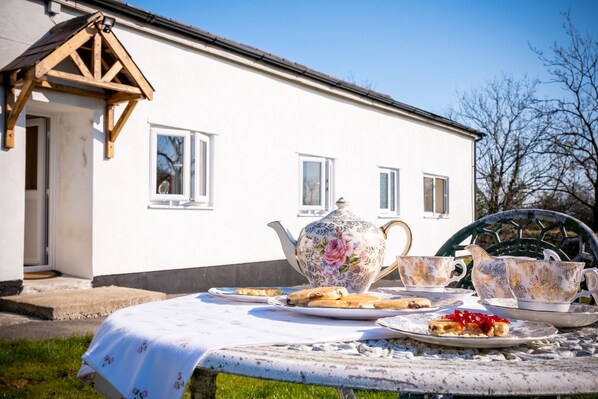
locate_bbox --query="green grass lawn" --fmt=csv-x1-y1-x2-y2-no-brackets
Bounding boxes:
0,336,396,398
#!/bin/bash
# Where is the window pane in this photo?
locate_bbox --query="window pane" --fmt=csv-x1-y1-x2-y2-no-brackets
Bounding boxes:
25,127,38,190
303,161,322,206
197,139,208,197
435,178,446,214
156,134,185,195
379,172,388,209
390,171,396,212
423,177,433,212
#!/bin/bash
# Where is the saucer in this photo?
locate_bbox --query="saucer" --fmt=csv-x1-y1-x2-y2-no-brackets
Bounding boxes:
481,298,598,328
378,287,476,302
376,312,557,348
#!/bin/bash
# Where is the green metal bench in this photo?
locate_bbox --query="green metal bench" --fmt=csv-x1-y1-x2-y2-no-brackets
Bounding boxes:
435,209,598,304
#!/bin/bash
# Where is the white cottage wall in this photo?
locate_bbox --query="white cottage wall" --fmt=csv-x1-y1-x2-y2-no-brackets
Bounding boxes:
0,105,26,282
53,110,95,278
88,21,475,277
0,0,477,291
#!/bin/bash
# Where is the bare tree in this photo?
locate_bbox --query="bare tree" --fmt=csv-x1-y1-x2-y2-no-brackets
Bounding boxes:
449,74,552,217
531,12,598,229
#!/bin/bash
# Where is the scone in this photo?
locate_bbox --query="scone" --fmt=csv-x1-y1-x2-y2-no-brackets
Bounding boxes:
373,297,431,309
235,287,283,296
428,309,510,337
307,293,381,308
286,286,349,306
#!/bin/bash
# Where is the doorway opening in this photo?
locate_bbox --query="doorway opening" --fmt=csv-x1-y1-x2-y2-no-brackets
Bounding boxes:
24,116,52,273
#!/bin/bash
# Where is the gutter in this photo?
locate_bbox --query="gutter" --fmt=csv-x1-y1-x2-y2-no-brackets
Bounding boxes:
62,0,484,139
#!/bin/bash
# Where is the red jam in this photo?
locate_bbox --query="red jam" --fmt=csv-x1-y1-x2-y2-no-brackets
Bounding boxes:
444,309,509,334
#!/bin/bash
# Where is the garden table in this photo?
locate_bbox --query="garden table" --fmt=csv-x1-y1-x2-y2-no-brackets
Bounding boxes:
78,293,598,399
194,327,598,398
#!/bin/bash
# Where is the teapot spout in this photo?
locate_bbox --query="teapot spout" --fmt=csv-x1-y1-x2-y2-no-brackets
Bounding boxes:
465,244,492,261
267,221,303,276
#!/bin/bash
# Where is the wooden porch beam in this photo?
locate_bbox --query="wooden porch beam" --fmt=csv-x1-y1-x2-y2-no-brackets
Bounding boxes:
35,27,96,78
93,33,102,79
102,60,122,82
45,69,142,94
4,73,35,149
107,91,142,104
105,103,115,158
105,99,138,158
99,31,153,100
69,50,93,78
36,80,107,99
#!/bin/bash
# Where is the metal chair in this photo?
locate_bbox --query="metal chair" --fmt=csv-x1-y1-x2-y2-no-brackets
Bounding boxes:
435,209,598,304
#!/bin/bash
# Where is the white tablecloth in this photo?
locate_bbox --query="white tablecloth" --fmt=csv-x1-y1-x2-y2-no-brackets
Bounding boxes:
77,293,407,399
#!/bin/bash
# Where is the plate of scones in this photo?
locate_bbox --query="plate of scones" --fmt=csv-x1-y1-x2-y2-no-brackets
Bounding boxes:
376,309,558,348
267,286,462,320
208,287,299,303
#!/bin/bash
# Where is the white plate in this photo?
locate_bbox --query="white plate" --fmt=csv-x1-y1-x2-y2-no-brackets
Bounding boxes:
376,312,558,348
267,296,463,320
378,286,476,302
208,287,299,303
481,298,598,328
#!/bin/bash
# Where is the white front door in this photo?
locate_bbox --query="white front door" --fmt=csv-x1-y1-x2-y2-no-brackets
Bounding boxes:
24,117,49,269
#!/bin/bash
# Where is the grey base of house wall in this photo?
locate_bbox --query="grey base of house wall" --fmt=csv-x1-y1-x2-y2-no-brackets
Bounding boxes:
0,280,23,297
92,260,308,294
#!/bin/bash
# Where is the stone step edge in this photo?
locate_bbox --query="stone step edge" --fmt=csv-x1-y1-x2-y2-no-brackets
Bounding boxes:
0,286,167,321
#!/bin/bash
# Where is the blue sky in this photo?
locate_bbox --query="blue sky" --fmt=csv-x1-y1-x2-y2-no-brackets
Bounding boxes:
124,0,598,115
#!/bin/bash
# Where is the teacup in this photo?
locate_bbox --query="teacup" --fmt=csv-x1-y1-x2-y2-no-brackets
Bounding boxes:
505,258,598,312
397,256,467,292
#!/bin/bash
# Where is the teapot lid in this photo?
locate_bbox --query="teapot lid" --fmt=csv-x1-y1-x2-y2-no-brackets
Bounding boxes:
321,197,364,223
303,197,378,235
335,197,349,209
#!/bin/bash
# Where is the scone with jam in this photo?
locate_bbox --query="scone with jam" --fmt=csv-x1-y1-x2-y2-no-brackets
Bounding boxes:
428,309,510,337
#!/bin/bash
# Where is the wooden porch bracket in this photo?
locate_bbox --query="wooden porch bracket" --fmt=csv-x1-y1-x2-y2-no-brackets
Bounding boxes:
4,71,35,149
105,99,138,158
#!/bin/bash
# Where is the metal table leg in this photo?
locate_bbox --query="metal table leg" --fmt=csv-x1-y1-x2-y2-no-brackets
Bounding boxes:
189,369,218,399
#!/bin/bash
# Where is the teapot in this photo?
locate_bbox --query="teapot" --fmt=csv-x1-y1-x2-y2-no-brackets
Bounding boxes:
268,198,412,293
465,244,560,300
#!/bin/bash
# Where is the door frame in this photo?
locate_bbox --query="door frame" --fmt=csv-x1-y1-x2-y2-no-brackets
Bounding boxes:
24,115,55,272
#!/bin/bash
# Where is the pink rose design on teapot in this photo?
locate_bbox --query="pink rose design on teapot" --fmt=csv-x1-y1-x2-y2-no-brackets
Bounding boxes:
322,231,352,267
318,231,365,273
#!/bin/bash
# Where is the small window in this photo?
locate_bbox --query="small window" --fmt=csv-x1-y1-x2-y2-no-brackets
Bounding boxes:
379,168,399,215
423,175,448,215
299,155,333,213
150,127,211,205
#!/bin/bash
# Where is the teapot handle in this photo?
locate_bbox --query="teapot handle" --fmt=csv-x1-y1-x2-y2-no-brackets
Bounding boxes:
374,220,413,282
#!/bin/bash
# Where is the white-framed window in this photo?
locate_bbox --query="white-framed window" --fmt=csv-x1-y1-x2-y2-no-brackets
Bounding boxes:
423,174,448,215
150,127,211,205
299,155,333,213
379,168,399,215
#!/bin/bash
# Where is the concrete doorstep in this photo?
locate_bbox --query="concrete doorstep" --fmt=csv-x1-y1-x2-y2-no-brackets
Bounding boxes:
0,286,166,321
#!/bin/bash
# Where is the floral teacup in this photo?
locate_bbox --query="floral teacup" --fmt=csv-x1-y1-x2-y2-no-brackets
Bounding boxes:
397,256,467,292
505,258,598,312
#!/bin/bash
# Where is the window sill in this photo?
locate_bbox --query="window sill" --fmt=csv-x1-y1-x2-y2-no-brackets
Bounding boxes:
378,214,401,219
297,210,329,217
148,203,213,210
423,213,449,219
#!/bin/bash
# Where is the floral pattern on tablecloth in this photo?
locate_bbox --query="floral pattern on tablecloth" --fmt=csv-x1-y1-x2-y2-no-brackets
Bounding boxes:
77,293,400,399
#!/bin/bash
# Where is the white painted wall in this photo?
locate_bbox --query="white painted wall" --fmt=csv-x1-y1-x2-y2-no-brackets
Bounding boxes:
0,98,26,282
89,22,475,277
0,0,477,282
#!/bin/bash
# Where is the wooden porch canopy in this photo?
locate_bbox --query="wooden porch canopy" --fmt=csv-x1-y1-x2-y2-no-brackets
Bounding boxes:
1,12,154,158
